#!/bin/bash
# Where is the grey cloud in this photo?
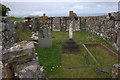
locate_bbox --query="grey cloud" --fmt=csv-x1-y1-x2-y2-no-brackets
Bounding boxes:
1,2,118,17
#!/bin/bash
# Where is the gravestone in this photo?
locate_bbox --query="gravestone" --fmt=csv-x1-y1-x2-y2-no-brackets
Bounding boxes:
67,20,75,31
80,18,86,30
41,13,47,25
38,25,52,48
113,32,118,43
61,17,67,31
53,18,61,31
117,30,120,49
62,21,79,53
74,18,80,31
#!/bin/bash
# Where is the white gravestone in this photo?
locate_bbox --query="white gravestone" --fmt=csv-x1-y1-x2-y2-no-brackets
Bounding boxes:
69,21,73,39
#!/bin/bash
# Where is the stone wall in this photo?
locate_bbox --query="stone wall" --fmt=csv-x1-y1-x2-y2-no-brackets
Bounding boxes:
13,12,119,50
1,17,17,49
2,41,45,79
31,12,120,51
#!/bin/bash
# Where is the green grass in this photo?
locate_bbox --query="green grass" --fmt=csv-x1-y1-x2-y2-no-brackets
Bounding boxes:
35,31,118,78
87,45,118,77
16,27,32,41
9,17,24,21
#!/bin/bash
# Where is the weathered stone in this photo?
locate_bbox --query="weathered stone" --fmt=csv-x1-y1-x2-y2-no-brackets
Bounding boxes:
60,17,67,31
32,18,43,31
0,61,3,80
112,64,120,78
67,20,76,31
2,41,35,64
53,18,60,31
16,58,44,78
38,25,52,48
113,32,118,43
117,30,120,49
2,17,17,49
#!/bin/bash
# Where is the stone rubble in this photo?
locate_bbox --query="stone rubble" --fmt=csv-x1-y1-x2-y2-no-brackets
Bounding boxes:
112,64,120,78
1,17,17,49
2,41,45,79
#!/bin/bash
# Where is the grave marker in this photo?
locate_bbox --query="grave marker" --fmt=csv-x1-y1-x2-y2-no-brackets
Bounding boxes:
53,18,61,31
38,25,52,48
62,21,79,53
117,30,120,48
113,32,118,43
41,13,47,25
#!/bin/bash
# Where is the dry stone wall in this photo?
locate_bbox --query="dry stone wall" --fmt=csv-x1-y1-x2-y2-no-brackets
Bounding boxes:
1,17,17,49
2,41,45,79
15,12,120,50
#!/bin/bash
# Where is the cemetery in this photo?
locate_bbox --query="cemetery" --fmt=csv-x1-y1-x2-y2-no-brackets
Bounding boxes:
1,10,120,79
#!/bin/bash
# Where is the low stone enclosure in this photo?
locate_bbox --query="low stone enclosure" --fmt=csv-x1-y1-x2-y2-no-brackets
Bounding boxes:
83,43,118,65
25,11,120,51
1,11,120,78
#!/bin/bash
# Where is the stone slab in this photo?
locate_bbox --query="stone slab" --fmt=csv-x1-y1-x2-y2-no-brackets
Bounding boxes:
117,30,120,48
53,18,61,31
38,25,52,48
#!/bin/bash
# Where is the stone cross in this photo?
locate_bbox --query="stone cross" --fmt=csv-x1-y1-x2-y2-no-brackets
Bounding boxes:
68,11,74,20
69,21,73,39
41,13,47,25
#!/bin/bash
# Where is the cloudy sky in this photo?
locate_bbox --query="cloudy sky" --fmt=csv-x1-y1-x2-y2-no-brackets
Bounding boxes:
1,0,120,17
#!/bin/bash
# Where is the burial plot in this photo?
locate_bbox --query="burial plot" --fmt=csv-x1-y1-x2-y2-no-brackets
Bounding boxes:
38,25,52,48
53,18,61,31
62,21,79,53
83,43,118,73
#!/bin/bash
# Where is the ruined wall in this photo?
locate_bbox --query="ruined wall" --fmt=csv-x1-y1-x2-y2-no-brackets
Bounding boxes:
14,12,120,51
2,41,45,78
1,17,17,49
84,13,119,41
32,12,119,40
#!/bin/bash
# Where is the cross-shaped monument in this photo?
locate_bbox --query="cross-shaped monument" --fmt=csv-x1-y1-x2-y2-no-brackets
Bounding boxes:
62,20,79,53
41,13,47,25
68,11,74,20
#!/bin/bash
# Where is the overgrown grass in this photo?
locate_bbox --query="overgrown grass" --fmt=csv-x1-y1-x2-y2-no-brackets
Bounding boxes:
16,27,32,42
87,45,118,77
35,31,118,78
9,17,24,21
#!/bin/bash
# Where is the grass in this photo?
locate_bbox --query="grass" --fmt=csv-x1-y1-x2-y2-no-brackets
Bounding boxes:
9,17,24,21
35,31,118,78
87,45,118,77
16,27,32,42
